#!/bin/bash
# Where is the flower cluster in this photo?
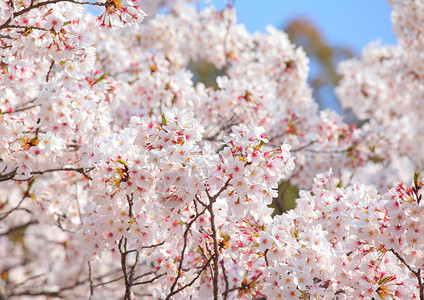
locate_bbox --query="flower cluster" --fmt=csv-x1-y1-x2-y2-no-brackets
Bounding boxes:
258,170,423,299
337,0,424,188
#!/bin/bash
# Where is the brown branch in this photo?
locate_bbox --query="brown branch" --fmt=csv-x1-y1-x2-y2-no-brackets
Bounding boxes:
292,140,318,152
7,274,89,298
0,220,38,236
93,275,124,288
46,60,55,82
227,278,261,293
167,254,215,296
132,273,165,286
194,194,208,208
1,166,94,182
132,271,154,282
208,199,219,300
166,205,207,299
198,243,215,280
221,259,229,300
0,104,40,115
0,168,17,182
207,177,232,202
88,261,94,300
30,166,95,180
389,248,423,300
139,241,165,249
6,273,47,294
6,25,49,31
202,178,232,300
55,213,77,233
128,250,140,286
0,278,6,300
119,237,132,300
7,267,123,297
0,196,26,221
0,178,35,221
0,0,107,30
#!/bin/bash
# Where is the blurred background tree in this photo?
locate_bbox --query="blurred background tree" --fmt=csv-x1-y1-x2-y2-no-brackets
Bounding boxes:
285,18,354,110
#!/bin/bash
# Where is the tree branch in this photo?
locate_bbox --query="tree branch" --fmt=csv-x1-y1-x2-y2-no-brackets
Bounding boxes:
0,220,38,236
389,248,423,300
88,261,94,300
0,0,107,30
166,204,207,299
119,237,132,300
0,104,40,115
221,259,229,300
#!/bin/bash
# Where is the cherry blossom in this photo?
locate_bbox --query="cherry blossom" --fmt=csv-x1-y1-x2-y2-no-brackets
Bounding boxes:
1,0,424,299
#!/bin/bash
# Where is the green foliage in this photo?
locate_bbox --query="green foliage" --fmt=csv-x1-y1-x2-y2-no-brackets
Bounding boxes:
270,180,299,215
188,60,225,89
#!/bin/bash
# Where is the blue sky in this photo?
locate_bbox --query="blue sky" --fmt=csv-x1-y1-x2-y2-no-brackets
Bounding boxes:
200,0,397,54
198,0,397,116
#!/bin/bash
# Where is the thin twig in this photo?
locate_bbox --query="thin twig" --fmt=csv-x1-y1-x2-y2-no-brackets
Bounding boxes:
0,178,34,221
46,60,55,82
166,205,207,299
30,166,95,180
167,255,214,296
140,241,165,249
208,199,220,300
292,140,318,152
389,249,423,300
93,275,124,288
88,261,94,300
221,259,229,300
0,104,40,115
119,237,131,300
0,0,106,30
0,220,38,236
132,273,165,286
